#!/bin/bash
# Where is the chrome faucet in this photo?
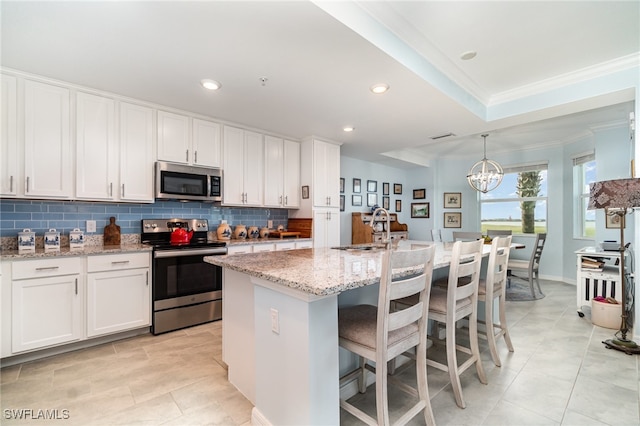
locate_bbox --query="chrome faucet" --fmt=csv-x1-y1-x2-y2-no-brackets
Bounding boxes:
369,207,391,248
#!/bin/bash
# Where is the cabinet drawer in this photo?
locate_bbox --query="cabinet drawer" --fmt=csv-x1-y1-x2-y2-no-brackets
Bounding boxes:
274,242,296,251
87,252,150,272
12,257,82,280
253,243,275,253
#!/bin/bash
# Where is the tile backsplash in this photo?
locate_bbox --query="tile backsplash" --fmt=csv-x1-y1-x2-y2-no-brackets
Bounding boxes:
0,199,289,238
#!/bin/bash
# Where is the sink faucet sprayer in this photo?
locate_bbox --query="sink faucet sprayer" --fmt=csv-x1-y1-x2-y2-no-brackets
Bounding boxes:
369,207,391,249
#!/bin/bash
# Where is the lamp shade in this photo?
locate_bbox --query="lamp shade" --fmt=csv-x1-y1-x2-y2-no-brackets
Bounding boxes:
588,178,640,210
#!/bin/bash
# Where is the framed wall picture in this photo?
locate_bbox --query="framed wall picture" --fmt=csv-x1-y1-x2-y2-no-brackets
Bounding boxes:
443,192,462,208
367,180,377,192
340,178,345,193
413,188,426,199
367,193,378,207
352,194,362,206
444,212,462,228
382,196,390,210
395,199,402,212
383,182,390,195
340,195,345,212
301,185,309,199
411,202,430,218
394,183,403,194
605,208,623,229
353,178,361,193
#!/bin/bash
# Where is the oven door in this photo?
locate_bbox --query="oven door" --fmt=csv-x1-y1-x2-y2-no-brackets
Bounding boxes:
153,249,223,307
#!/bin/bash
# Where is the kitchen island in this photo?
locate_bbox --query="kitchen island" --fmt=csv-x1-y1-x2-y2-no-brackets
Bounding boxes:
205,241,474,425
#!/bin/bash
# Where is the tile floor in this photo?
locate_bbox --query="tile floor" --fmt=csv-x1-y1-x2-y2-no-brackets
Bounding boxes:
1,279,639,425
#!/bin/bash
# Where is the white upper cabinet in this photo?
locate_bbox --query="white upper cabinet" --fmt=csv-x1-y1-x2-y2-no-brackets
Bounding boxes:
1,74,17,197
222,125,264,206
264,136,300,208
119,102,155,202
313,139,340,208
24,80,73,199
76,92,117,200
76,95,154,202
192,118,221,168
157,111,221,167
157,110,190,164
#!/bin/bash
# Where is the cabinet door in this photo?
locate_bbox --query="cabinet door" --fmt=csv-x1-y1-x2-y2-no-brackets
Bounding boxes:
264,135,284,207
76,92,117,200
222,126,246,205
243,130,264,206
313,140,340,208
283,140,300,208
87,268,150,337
1,74,17,196
120,102,155,202
24,80,72,198
157,110,190,164
192,118,221,167
313,209,340,248
12,274,82,352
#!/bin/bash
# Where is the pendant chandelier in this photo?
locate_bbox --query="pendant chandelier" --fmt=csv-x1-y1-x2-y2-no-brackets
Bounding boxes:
466,134,503,193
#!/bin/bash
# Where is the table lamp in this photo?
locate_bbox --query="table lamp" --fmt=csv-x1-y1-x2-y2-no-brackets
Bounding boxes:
588,177,640,354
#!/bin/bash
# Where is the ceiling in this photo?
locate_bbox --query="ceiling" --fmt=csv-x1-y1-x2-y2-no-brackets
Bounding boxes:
1,1,638,167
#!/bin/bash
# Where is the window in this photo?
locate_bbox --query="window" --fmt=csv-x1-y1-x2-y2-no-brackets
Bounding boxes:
480,163,548,235
573,153,596,238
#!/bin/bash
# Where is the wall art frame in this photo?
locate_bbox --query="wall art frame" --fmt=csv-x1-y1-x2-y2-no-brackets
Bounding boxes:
443,192,462,208
444,212,462,228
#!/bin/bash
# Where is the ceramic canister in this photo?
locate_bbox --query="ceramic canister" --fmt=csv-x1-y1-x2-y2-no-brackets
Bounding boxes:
248,226,259,239
44,228,61,252
17,229,36,253
259,227,270,238
216,223,232,241
69,228,85,249
233,224,247,239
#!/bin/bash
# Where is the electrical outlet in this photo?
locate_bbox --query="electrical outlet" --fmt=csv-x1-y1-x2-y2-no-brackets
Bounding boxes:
221,220,227,224
268,220,273,228
270,308,279,334
86,220,96,233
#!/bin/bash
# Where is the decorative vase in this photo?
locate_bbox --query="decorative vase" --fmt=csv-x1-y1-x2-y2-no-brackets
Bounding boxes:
216,223,232,241
259,227,270,239
233,224,247,239
248,226,259,239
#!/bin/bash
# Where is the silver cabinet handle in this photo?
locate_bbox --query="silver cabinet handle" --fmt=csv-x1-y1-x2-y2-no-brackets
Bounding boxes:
121,184,125,198
194,151,198,164
279,195,283,204
10,175,13,192
75,278,78,295
111,260,130,265
186,149,189,162
26,176,29,193
35,266,59,271
285,195,288,205
110,182,113,197
146,271,149,286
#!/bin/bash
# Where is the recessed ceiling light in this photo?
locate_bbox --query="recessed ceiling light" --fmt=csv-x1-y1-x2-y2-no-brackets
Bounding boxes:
370,83,389,94
201,79,222,90
343,126,355,132
460,51,477,60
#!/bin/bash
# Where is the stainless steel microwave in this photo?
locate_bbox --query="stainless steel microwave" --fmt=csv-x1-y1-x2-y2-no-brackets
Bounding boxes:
155,161,223,203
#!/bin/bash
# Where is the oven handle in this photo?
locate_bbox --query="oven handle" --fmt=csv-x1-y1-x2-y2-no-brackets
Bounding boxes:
154,248,227,258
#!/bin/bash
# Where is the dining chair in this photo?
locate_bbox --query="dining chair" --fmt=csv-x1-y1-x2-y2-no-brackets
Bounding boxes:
338,245,436,426
486,229,512,237
507,233,547,299
430,228,442,242
478,236,514,367
452,231,482,241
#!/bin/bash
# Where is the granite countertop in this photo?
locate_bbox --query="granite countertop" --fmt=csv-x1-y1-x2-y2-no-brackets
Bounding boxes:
0,244,152,260
224,237,312,246
205,241,463,297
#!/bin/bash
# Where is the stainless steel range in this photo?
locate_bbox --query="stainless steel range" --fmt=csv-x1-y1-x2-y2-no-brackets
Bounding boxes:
141,218,227,335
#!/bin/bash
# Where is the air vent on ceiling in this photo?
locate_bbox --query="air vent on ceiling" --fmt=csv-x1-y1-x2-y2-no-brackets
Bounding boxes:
430,132,456,140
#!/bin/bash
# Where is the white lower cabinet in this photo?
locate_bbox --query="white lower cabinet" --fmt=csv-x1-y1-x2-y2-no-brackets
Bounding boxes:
86,253,150,338
11,257,83,353
313,209,340,248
